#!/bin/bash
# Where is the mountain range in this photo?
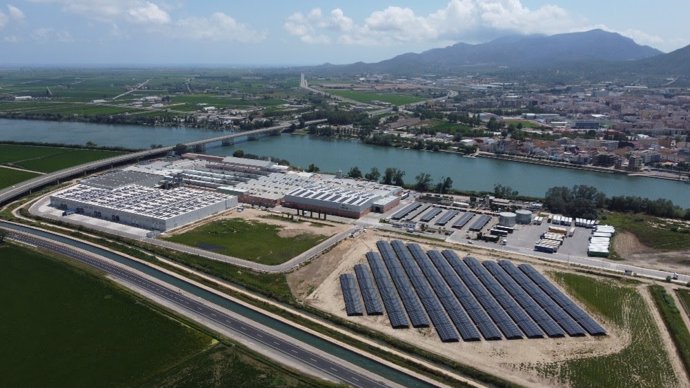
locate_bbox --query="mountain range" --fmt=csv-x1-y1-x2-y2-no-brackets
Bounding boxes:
313,29,690,85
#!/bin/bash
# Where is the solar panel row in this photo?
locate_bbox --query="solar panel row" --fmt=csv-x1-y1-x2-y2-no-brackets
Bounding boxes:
391,202,421,220
464,257,544,338
404,204,431,221
498,260,586,336
442,250,524,339
483,261,566,338
366,252,409,328
435,210,459,226
452,212,475,229
469,214,491,231
427,249,502,340
376,241,430,328
406,243,481,341
354,264,384,315
518,264,606,336
420,207,443,223
390,240,459,342
340,273,364,316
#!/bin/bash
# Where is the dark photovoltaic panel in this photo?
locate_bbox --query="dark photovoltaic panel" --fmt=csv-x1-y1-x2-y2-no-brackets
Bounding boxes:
404,204,431,221
469,215,492,231
420,207,443,223
366,252,409,328
390,240,459,342
483,261,566,338
407,243,481,341
442,251,523,339
376,241,430,328
354,264,384,315
463,257,544,338
452,212,475,229
518,264,606,336
498,260,586,337
435,210,459,226
340,273,364,316
391,202,422,220
427,250,502,340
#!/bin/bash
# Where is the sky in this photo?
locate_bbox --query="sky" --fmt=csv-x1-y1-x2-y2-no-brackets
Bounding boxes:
0,0,688,66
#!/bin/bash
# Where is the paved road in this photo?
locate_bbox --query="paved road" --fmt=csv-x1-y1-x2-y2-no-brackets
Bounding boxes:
3,224,419,388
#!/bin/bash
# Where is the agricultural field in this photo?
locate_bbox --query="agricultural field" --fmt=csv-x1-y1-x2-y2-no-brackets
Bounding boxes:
650,286,690,375
0,143,127,173
0,167,39,189
678,289,690,317
324,89,425,106
605,212,690,251
532,272,678,387
164,218,326,265
0,244,213,387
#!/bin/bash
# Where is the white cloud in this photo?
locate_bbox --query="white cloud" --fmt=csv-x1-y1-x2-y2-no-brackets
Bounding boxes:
620,28,664,47
31,27,73,42
127,2,169,24
285,0,582,46
0,12,7,29
175,12,266,43
3,34,20,43
8,5,25,20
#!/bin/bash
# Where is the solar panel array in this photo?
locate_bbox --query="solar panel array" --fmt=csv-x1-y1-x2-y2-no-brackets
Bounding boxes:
463,257,544,338
483,261,566,337
419,207,443,223
442,250,524,339
435,210,459,226
407,244,481,341
354,264,384,315
339,274,364,316
391,202,421,220
339,240,606,343
390,240,458,342
377,241,430,328
498,260,586,336
469,214,492,231
452,212,475,229
427,250,502,340
366,252,409,328
518,264,606,336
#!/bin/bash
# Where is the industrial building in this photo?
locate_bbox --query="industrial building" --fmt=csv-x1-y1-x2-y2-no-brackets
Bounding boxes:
283,183,399,219
50,184,237,231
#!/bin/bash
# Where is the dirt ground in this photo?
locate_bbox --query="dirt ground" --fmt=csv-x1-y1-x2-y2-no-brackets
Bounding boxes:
290,230,636,387
613,231,690,273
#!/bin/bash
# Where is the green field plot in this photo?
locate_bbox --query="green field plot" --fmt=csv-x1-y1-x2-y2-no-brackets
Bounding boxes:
0,167,40,189
324,89,424,106
678,289,690,317
604,212,690,251
0,244,213,387
650,286,690,375
0,144,126,173
171,94,286,110
526,272,678,387
165,218,326,265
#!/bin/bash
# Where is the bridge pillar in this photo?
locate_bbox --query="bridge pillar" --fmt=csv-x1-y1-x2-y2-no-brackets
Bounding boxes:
248,135,258,142
221,139,234,146
193,144,205,153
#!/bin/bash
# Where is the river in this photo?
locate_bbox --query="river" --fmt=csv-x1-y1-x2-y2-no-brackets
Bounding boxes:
1,119,688,208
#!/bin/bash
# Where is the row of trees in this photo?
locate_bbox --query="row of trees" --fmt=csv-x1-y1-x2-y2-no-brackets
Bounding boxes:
344,166,453,193
544,185,690,220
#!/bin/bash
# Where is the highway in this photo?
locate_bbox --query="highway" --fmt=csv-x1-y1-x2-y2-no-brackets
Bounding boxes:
1,221,433,388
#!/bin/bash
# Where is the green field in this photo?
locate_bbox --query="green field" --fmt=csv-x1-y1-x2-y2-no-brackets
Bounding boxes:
650,286,690,376
324,89,424,106
678,289,690,317
0,244,212,387
0,143,126,173
526,272,678,387
0,167,40,189
165,219,326,265
604,212,690,251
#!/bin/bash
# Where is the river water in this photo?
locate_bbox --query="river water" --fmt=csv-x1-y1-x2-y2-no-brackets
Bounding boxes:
1,119,688,208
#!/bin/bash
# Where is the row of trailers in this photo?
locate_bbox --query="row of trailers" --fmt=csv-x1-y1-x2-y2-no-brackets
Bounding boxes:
339,240,606,343
391,202,492,232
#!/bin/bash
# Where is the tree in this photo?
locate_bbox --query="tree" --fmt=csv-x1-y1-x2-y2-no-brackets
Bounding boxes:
436,177,453,194
393,169,406,187
0,229,6,244
306,163,320,173
364,167,380,182
494,184,518,199
346,166,362,179
173,143,188,155
381,167,405,186
381,168,395,185
233,149,245,158
415,172,433,192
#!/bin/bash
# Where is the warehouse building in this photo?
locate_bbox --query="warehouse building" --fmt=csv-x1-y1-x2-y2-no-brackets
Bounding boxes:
50,184,237,231
283,182,400,219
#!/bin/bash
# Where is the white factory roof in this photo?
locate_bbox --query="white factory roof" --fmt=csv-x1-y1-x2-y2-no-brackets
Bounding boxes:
53,184,231,221
222,156,275,169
